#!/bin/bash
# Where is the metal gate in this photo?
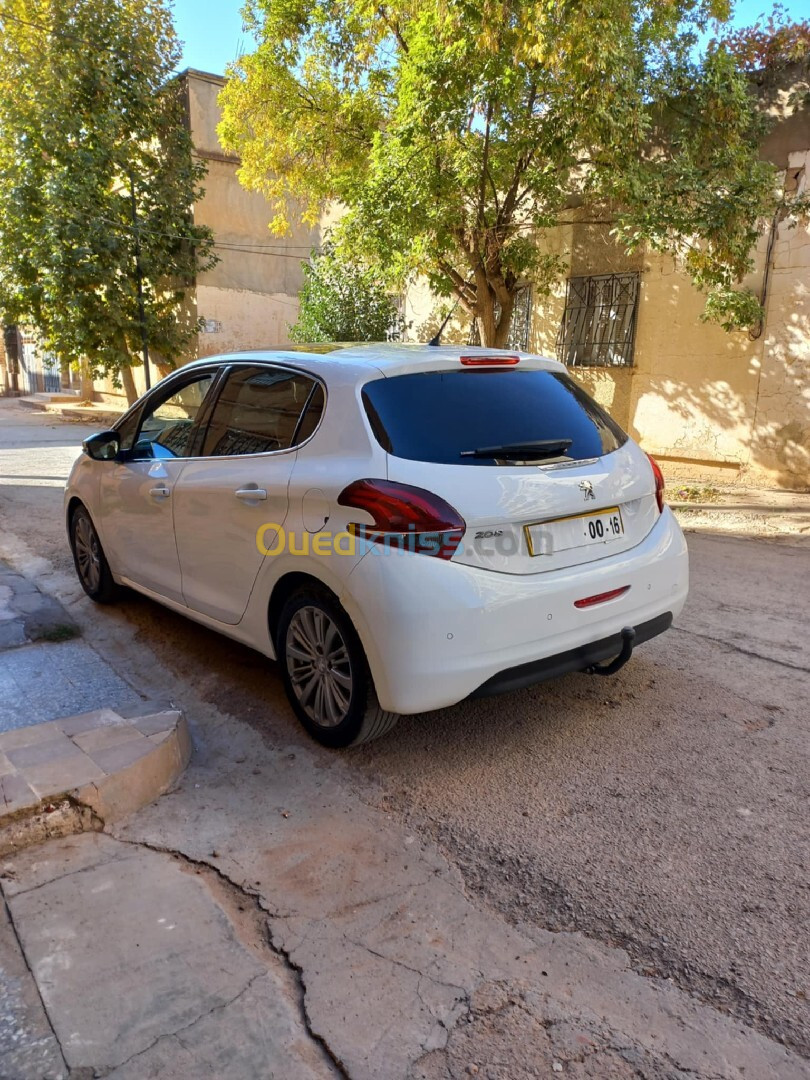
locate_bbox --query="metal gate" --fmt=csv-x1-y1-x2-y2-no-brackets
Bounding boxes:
19,336,61,393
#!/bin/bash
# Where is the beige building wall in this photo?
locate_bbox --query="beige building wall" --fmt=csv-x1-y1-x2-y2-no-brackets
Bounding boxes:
403,66,810,491
406,187,809,490
94,69,319,404
185,69,319,358
750,150,810,487
523,162,809,491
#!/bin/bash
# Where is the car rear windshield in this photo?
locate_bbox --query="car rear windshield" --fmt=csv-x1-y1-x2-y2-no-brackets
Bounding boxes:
362,369,628,466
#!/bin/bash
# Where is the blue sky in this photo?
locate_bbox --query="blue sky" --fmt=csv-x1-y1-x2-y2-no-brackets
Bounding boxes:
173,1,252,75
172,0,808,76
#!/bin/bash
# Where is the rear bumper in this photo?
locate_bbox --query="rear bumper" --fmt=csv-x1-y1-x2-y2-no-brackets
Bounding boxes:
342,506,688,714
470,611,672,698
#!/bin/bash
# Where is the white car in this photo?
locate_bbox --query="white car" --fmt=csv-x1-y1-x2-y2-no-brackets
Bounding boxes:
66,344,688,747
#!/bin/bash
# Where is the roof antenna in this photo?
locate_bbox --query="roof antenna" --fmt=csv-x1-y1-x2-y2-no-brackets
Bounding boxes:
428,289,468,346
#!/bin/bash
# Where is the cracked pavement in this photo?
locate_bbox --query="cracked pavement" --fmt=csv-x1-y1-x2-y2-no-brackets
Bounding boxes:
0,399,808,1078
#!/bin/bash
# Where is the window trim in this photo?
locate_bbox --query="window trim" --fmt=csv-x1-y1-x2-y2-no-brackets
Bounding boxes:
193,361,328,461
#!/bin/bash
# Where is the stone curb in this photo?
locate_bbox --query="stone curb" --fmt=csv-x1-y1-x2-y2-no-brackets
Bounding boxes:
18,396,124,426
0,708,190,857
671,502,810,514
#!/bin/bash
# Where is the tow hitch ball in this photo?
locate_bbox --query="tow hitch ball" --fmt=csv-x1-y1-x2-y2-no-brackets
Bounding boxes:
586,626,636,677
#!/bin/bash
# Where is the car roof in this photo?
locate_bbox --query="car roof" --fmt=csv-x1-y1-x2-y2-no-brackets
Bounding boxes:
184,343,565,382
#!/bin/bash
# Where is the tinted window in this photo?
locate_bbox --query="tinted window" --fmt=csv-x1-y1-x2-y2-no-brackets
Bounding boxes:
294,382,325,444
202,367,319,457
362,370,627,466
130,374,215,459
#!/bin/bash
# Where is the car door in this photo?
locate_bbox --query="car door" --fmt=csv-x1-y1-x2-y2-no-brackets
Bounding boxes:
98,369,218,602
172,363,325,624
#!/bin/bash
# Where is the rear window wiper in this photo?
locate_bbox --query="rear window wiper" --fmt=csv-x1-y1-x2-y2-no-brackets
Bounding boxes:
460,439,573,460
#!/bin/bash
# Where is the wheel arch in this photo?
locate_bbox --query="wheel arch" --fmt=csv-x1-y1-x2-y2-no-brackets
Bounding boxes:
66,495,86,531
267,571,341,648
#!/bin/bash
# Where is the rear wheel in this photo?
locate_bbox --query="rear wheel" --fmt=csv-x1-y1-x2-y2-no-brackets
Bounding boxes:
276,585,399,748
69,505,121,604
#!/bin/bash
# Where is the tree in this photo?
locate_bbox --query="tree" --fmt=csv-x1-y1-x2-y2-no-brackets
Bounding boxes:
289,244,403,342
714,4,810,73
219,0,791,347
0,0,217,403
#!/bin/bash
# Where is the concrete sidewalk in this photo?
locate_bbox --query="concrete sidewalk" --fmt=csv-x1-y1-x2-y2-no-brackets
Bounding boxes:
669,486,810,513
0,562,142,734
18,393,125,427
2,833,338,1079
0,564,193,1077
667,483,810,538
2,761,807,1080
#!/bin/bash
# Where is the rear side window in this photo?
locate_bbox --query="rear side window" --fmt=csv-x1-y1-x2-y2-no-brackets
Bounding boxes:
294,382,325,444
362,370,627,465
202,366,321,457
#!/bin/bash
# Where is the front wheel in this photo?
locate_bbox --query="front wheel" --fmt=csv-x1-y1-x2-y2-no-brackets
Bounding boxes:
276,586,399,748
69,505,122,604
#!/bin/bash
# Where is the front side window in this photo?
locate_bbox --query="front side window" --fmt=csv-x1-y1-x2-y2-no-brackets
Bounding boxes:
129,373,215,459
201,366,323,457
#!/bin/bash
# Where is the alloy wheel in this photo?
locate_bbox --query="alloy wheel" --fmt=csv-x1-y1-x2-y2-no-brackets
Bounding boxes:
73,514,101,593
285,605,353,727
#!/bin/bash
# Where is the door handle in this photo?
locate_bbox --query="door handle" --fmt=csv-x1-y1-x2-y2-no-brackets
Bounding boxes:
149,485,170,498
235,487,267,501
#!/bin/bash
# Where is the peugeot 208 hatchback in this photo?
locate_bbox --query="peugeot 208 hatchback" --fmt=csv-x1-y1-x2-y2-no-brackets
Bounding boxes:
66,344,688,747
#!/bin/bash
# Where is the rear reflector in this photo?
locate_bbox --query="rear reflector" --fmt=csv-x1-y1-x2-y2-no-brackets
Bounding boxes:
574,586,630,609
459,355,520,366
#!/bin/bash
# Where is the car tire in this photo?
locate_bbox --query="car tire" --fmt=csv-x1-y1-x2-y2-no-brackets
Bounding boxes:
276,585,399,748
69,505,122,604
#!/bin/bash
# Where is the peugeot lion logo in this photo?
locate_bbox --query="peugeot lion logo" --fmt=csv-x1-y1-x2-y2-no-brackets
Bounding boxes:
579,480,596,501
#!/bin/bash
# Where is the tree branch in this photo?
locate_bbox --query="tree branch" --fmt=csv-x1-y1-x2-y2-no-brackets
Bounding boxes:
437,260,477,314
377,7,408,53
478,99,494,228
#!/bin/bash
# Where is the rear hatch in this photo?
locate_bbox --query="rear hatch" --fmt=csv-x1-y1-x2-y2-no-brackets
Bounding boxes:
362,365,659,575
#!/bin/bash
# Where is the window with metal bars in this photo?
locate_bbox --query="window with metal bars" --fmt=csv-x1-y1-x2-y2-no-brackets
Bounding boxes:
467,285,532,350
556,273,639,368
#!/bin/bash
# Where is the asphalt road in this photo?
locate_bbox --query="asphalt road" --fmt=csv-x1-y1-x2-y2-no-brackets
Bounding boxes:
1,398,808,1059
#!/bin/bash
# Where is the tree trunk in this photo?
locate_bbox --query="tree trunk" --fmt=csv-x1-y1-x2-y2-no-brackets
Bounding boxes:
475,287,516,348
121,365,138,406
79,359,94,401
476,287,499,347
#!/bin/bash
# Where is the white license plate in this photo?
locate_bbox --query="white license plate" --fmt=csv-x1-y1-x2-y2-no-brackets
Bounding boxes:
525,506,624,556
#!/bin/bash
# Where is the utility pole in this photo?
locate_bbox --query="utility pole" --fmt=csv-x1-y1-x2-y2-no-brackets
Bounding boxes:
129,172,151,391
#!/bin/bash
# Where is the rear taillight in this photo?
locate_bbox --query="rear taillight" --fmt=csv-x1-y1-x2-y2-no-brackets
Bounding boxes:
459,354,519,366
647,453,665,513
337,479,465,559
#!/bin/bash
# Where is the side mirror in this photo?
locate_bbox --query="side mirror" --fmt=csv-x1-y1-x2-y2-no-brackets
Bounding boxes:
83,430,120,461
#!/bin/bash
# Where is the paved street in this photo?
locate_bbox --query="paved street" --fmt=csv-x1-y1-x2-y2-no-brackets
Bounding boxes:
0,398,808,1075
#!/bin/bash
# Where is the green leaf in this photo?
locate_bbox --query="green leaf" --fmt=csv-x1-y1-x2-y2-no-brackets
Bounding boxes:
220,0,783,343
0,0,218,387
